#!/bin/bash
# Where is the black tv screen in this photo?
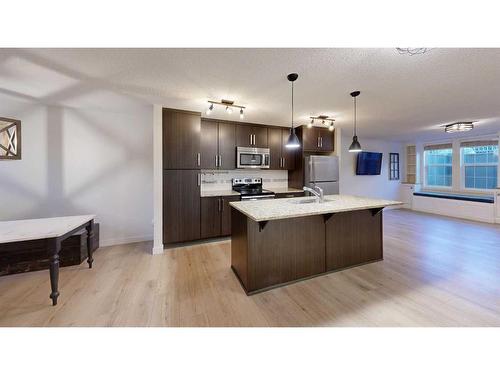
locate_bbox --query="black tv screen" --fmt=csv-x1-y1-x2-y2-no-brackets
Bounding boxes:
356,152,383,175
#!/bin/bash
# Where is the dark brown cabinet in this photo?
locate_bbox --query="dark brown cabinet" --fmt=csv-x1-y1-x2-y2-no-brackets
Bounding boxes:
163,170,201,244
281,128,296,170
201,197,221,238
201,195,239,238
200,120,218,169
268,127,296,170
268,127,282,169
201,120,236,170
325,210,383,271
236,124,268,148
163,108,201,169
222,196,239,235
301,126,334,152
218,122,236,169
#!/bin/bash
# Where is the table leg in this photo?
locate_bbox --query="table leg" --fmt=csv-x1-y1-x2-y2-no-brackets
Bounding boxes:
86,219,94,269
48,239,61,306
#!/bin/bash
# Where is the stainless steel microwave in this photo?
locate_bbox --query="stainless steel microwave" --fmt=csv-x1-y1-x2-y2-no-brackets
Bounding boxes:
236,147,270,169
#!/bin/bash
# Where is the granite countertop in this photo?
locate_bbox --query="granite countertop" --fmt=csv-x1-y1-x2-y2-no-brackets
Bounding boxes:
230,195,402,222
0,215,96,243
200,190,240,197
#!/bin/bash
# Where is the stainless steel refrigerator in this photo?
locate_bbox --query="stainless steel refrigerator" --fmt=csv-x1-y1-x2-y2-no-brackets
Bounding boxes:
304,155,339,194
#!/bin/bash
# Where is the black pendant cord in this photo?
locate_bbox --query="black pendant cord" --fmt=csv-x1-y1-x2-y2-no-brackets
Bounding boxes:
353,95,357,137
291,80,294,132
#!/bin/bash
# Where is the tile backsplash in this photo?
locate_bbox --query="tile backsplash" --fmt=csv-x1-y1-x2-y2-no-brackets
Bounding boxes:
201,169,288,192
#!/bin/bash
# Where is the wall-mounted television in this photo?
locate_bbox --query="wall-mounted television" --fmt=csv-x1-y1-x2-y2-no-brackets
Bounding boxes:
356,152,383,175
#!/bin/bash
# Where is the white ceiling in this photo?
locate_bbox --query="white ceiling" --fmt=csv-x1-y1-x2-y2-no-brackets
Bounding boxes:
1,48,500,142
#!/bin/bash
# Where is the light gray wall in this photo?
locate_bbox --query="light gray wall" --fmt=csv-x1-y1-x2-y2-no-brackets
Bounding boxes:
340,135,403,200
0,92,153,246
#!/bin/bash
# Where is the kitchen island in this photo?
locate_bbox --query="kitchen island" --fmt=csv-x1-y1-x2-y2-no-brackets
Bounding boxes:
229,195,401,294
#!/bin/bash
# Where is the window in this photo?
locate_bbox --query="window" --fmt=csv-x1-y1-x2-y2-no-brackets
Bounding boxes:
424,144,452,187
461,140,498,190
389,153,400,180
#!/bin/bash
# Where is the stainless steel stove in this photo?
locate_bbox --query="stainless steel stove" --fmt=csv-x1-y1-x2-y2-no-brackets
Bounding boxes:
232,178,275,201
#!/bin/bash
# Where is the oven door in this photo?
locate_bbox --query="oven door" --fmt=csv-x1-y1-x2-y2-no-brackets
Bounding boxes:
237,147,270,169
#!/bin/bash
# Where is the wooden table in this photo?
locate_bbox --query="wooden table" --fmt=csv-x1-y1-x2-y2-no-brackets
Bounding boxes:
0,215,96,305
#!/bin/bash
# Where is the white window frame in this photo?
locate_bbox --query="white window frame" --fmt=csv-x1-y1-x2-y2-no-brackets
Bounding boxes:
423,145,453,191
460,141,498,193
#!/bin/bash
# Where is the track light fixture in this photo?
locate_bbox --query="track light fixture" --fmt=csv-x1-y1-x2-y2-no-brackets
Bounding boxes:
309,115,335,130
205,99,245,117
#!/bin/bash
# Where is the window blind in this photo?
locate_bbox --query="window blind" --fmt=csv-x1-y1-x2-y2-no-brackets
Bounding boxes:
460,140,498,148
424,143,452,151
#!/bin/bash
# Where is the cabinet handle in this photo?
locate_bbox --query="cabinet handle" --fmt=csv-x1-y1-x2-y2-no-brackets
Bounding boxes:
282,157,285,169
220,198,224,212
215,154,218,167
218,154,222,168
197,173,201,186
320,137,323,148
197,152,201,166
252,134,256,145
249,134,253,145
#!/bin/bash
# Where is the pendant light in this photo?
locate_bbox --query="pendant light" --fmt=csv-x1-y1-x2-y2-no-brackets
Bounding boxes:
285,73,301,149
348,91,362,153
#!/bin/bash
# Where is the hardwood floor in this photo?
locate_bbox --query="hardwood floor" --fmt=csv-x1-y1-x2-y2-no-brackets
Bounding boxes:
1,209,499,326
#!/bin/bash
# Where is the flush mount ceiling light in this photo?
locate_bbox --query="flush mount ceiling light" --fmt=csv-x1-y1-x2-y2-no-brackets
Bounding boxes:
206,99,245,118
396,48,431,56
348,91,362,153
444,121,474,133
309,115,335,131
285,73,301,149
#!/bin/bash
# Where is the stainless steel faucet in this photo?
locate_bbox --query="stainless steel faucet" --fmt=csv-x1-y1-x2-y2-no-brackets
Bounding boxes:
303,186,325,203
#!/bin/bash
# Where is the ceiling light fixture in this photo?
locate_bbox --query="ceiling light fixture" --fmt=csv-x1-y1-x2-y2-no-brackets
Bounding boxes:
285,73,301,149
348,91,362,153
309,115,335,129
396,48,431,56
444,121,474,133
205,99,245,117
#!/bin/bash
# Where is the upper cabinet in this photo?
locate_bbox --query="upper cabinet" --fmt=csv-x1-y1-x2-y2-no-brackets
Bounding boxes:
301,126,334,152
236,124,268,148
269,126,296,170
163,108,201,169
201,120,236,170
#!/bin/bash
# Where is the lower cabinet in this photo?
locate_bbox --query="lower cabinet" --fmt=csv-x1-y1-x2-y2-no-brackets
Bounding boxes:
163,170,201,244
201,196,240,238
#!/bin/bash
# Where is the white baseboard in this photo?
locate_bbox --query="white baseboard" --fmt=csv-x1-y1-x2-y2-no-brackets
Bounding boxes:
151,244,164,255
99,235,153,247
